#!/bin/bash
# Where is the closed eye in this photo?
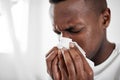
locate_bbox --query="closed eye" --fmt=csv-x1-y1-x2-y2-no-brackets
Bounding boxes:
65,26,83,34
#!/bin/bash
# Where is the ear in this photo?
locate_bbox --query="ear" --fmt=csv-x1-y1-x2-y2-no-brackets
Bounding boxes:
101,8,111,29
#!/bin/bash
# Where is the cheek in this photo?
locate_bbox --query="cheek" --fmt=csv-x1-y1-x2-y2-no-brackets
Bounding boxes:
71,27,103,58
84,34,101,58
71,31,91,54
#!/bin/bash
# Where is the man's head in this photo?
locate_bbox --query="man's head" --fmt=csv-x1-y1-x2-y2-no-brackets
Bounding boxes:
49,0,111,59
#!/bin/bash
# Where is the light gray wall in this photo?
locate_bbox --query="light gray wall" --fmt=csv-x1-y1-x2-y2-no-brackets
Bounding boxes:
107,0,120,44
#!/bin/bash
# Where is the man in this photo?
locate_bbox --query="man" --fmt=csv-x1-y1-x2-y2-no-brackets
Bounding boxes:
46,0,120,80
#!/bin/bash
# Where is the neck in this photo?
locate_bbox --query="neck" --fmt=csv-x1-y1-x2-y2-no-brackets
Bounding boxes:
91,39,115,66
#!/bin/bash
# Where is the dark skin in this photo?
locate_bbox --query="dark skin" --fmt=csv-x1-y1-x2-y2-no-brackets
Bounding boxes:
46,0,115,80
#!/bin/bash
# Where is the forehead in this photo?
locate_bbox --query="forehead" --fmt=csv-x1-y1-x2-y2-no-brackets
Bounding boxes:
53,0,90,26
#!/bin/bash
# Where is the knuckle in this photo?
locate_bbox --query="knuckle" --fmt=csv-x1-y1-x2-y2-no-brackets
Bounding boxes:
75,55,81,61
46,56,52,62
46,57,51,63
66,61,75,73
53,47,58,51
69,75,76,80
54,76,60,80
46,47,58,57
52,60,56,64
53,72,60,80
66,60,72,67
88,70,93,77
46,51,57,62
86,70,94,80
52,58,57,65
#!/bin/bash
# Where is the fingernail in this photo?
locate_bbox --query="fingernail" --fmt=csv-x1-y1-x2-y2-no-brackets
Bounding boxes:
61,47,67,55
58,50,61,58
69,42,74,48
58,49,61,55
62,47,67,50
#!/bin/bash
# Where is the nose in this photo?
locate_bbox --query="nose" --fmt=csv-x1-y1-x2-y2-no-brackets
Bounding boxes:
61,31,71,38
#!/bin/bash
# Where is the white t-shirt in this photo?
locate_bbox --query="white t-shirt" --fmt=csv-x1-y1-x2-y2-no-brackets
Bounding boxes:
94,44,120,80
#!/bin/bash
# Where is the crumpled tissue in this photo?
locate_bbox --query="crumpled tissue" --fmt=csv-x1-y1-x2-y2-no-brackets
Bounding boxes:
57,37,94,69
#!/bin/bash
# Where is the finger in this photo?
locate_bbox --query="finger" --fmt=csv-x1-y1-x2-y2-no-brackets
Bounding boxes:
69,43,86,80
73,44,93,80
52,56,61,80
46,48,58,76
46,47,58,57
62,48,76,80
58,50,68,80
82,58,94,80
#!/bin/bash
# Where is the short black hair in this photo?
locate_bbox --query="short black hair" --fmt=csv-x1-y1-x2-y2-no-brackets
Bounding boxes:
86,0,108,14
49,0,107,15
49,0,65,4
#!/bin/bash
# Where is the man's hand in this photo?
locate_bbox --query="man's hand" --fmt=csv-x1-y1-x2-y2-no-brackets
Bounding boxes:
46,47,61,80
58,43,93,80
46,43,93,80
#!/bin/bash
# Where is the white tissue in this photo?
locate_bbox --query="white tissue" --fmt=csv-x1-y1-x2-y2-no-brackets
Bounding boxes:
57,37,94,69
57,37,72,49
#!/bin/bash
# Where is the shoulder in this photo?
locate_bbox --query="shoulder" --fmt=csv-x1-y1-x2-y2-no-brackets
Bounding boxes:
115,43,120,52
114,43,120,64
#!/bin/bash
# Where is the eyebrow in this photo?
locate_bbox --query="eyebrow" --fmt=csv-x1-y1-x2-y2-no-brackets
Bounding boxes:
53,25,75,34
53,28,61,34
